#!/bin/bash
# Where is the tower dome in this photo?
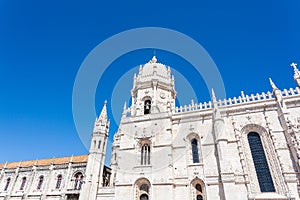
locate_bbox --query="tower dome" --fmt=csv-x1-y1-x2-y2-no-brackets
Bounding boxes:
130,56,176,116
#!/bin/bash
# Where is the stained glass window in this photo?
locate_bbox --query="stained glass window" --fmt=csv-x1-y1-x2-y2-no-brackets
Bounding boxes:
248,132,275,192
191,139,199,163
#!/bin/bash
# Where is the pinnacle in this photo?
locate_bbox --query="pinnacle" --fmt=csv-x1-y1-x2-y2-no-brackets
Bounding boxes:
98,100,108,123
269,78,278,90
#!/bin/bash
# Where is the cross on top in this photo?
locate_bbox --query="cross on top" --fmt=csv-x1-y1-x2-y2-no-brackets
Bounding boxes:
291,62,298,69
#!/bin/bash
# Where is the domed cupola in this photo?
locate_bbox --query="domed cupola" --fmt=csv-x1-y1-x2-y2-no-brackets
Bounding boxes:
130,56,176,116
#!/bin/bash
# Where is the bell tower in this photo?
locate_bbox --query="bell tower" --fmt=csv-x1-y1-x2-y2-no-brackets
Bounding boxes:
130,56,176,116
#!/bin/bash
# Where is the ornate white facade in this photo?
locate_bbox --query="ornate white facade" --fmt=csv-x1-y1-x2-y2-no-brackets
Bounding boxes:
1,57,300,200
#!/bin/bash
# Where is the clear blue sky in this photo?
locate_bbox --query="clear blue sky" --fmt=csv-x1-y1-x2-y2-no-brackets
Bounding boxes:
0,0,299,164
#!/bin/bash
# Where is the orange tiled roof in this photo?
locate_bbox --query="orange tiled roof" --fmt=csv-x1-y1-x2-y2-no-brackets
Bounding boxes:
0,155,88,169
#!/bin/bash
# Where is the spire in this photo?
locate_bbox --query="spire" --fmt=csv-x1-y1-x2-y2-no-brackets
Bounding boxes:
122,101,127,118
211,88,217,104
123,101,127,112
269,78,278,91
98,100,108,124
69,154,74,163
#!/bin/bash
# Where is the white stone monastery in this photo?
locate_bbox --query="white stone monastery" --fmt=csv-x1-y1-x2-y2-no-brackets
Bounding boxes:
1,57,300,200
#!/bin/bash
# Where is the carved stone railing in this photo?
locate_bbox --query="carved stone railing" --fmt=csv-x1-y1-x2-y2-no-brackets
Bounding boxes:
174,87,300,113
121,87,300,116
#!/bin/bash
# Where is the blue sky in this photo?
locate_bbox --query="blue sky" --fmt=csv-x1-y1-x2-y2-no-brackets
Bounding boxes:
0,0,299,164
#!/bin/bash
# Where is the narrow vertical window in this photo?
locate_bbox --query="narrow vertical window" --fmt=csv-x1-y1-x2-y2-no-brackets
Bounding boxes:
4,178,10,191
144,100,151,114
20,177,26,190
248,132,275,192
37,176,44,189
56,175,62,189
141,144,150,165
98,140,101,149
191,139,199,163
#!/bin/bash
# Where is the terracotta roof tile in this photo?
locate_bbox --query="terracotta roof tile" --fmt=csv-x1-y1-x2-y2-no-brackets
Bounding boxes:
0,155,88,169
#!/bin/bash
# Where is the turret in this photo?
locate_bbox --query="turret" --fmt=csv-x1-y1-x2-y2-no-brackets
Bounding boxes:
79,101,110,200
130,56,176,116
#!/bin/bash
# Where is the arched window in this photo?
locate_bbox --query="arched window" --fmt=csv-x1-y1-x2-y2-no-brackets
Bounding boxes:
56,175,62,189
135,178,151,200
20,177,26,190
98,140,101,149
37,176,44,189
4,178,10,191
141,144,150,165
144,100,151,115
74,172,83,190
191,139,199,163
191,178,205,200
248,132,275,192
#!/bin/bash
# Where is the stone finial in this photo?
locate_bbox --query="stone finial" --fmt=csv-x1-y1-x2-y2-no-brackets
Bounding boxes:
122,101,127,117
269,78,278,91
18,161,22,168
149,56,157,63
291,62,298,72
123,101,127,111
211,88,217,104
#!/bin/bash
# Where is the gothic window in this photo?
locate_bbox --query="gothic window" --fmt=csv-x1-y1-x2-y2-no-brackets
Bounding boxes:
20,177,26,190
248,132,275,192
141,144,150,165
37,176,44,190
135,178,151,200
191,138,200,163
4,178,10,191
191,178,204,200
56,175,62,189
74,172,83,190
144,100,151,114
98,140,101,149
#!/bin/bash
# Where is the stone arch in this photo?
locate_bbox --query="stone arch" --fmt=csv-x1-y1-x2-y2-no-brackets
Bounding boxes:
142,96,152,115
240,124,286,195
72,171,84,190
186,132,202,164
137,139,151,165
134,178,151,200
190,177,205,200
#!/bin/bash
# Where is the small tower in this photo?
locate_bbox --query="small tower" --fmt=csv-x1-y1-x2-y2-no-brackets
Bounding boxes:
79,101,110,200
270,78,300,184
130,56,176,116
211,89,235,199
